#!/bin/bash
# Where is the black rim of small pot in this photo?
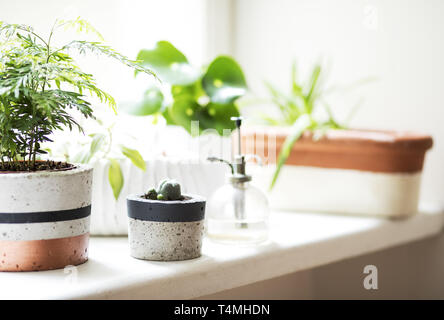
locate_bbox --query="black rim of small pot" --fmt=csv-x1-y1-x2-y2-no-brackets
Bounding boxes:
127,194,206,222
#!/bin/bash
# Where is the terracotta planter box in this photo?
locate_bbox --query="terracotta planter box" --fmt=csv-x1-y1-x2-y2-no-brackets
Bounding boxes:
242,127,433,218
0,164,93,271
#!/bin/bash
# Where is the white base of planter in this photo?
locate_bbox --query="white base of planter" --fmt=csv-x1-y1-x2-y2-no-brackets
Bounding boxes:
251,165,422,218
128,218,204,261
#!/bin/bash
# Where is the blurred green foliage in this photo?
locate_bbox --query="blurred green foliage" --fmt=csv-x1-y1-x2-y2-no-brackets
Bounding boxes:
127,41,247,135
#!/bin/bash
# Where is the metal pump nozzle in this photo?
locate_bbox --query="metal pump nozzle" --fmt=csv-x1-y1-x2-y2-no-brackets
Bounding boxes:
207,117,253,228
207,116,251,183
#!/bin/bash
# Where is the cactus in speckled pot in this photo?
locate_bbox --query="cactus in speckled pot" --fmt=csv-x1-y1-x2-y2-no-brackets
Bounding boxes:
128,178,206,261
144,179,183,201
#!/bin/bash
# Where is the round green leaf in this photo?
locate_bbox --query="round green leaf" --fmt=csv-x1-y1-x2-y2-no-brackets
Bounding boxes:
136,41,199,85
169,98,240,135
202,56,247,104
171,81,205,100
199,102,239,134
161,107,176,126
121,87,163,116
169,97,201,134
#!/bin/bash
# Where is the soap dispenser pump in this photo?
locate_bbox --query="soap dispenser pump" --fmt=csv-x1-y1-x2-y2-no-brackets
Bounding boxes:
207,117,269,244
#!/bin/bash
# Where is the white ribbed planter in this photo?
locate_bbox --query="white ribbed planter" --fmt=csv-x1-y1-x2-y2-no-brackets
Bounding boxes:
0,165,92,271
90,158,225,235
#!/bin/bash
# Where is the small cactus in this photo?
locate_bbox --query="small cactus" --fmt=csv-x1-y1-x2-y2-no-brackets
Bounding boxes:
145,188,158,200
144,179,182,201
157,179,182,200
157,194,165,200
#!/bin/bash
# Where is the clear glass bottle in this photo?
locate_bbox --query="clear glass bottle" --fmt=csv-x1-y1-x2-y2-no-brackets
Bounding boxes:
206,116,269,245
207,181,269,244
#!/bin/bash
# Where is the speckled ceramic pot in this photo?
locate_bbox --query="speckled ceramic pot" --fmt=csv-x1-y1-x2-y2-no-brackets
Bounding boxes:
127,194,206,261
0,165,93,271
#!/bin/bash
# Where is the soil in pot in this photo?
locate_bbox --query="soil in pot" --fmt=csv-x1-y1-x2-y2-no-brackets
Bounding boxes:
0,160,74,173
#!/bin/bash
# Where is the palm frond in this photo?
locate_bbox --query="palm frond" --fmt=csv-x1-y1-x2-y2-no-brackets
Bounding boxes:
60,40,158,79
57,17,105,41
0,18,156,170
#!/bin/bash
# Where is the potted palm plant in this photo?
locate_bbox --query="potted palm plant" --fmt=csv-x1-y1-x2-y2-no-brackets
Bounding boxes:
0,18,155,271
242,63,433,218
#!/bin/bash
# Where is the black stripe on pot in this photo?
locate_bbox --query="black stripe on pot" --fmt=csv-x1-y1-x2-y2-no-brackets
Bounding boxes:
0,205,91,224
127,195,206,222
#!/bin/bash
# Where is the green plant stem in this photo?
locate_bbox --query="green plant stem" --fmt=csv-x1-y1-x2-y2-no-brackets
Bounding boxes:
28,130,33,169
28,30,48,47
32,126,37,169
269,114,312,190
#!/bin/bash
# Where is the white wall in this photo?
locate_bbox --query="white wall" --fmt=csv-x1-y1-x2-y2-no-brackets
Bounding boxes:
0,0,207,102
0,0,217,158
232,0,444,208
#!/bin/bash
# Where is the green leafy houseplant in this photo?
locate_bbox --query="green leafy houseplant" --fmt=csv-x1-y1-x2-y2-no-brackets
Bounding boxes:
263,62,369,189
126,41,247,135
0,18,155,172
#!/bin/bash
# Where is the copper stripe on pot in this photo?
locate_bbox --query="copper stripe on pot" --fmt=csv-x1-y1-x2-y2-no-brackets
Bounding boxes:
0,233,89,272
0,205,91,224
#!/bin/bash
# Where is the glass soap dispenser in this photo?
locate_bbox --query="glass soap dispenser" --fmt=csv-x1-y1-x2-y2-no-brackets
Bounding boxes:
206,117,269,244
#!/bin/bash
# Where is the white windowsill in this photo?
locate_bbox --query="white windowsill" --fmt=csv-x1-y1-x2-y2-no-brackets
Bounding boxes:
0,207,443,300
